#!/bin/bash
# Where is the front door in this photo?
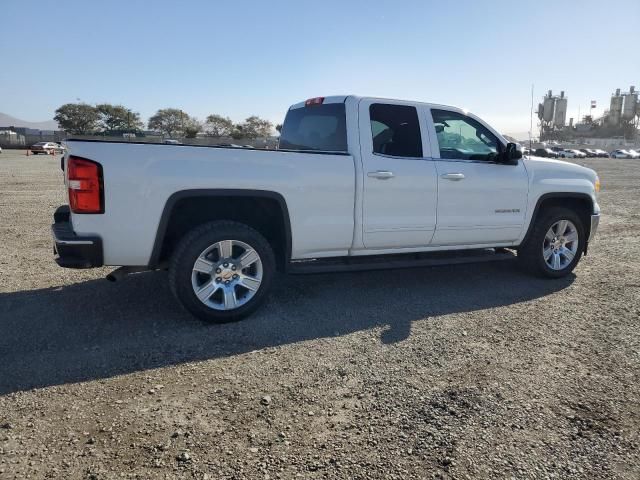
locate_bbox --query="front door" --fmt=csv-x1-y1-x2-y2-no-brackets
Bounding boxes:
359,100,438,249
428,108,529,246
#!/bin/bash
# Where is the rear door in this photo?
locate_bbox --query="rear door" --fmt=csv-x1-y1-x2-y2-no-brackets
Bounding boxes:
427,108,529,246
358,99,437,249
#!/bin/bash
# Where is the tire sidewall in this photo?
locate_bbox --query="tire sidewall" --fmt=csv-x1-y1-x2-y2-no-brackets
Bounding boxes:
170,222,275,323
532,209,585,278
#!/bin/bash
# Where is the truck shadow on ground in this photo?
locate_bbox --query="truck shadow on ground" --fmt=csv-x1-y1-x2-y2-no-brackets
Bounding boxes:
0,261,574,395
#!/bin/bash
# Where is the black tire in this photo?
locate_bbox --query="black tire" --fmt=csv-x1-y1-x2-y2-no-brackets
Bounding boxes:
518,207,585,278
169,220,276,323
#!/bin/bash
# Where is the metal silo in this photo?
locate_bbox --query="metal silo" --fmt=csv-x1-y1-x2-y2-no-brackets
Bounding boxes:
608,88,623,126
622,86,638,121
554,91,567,127
543,90,555,123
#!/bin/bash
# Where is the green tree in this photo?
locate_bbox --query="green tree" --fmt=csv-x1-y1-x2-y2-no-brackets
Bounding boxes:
204,114,234,137
96,104,143,132
275,123,283,133
54,103,101,135
234,116,273,139
148,108,193,137
183,118,202,138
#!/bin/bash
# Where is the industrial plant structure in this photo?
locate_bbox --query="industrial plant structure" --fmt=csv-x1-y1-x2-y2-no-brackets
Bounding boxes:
538,86,639,147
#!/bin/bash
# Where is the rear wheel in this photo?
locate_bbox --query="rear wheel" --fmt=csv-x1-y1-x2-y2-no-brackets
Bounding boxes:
518,207,584,278
169,221,275,323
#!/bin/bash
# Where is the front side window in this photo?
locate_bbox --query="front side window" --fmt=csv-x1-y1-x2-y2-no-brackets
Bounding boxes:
431,109,502,161
369,104,422,158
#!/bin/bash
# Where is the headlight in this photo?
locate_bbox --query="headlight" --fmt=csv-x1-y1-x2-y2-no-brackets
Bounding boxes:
595,177,601,193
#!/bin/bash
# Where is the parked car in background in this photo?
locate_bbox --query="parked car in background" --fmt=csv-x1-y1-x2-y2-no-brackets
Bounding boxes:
557,149,578,158
0,146,3,154
626,149,640,159
30,142,65,155
571,149,587,158
593,149,609,158
534,148,559,158
581,149,600,157
610,149,633,159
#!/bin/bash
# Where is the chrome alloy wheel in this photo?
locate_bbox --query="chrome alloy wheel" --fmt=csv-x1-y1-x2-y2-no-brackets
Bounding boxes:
542,220,579,271
191,240,263,310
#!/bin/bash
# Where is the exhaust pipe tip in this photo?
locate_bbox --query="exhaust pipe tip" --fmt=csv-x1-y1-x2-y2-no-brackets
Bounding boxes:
106,266,150,282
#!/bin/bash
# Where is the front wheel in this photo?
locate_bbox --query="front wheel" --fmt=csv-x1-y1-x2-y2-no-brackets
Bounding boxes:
169,221,276,323
518,207,585,278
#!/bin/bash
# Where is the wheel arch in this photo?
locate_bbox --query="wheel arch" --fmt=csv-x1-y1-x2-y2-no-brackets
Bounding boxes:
148,189,292,270
519,192,594,252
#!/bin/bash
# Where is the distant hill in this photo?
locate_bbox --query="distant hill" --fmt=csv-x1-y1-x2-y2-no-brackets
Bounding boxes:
0,112,59,131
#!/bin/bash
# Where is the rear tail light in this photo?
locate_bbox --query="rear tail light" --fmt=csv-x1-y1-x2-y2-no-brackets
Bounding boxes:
67,156,104,214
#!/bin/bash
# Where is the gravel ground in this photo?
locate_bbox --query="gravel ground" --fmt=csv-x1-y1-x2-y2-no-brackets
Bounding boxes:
0,149,639,479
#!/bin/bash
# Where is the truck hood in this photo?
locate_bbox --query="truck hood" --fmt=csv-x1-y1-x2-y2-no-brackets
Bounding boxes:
524,155,598,184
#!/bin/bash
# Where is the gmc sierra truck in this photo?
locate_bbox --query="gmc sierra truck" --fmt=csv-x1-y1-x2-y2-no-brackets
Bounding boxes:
52,95,601,322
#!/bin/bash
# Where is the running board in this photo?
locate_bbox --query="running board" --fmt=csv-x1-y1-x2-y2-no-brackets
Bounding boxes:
288,248,516,274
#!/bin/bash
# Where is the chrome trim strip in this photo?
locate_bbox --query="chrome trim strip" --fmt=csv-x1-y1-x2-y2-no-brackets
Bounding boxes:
51,225,95,246
55,239,94,246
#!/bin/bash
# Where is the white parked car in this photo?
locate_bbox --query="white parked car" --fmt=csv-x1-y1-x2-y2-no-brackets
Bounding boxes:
30,142,66,155
626,149,640,159
52,95,601,322
610,149,633,159
557,149,578,158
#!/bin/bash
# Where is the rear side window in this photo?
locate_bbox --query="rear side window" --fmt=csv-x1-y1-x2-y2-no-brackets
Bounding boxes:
279,103,347,152
369,104,422,158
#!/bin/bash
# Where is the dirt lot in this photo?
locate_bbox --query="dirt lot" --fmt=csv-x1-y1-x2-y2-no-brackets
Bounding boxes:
0,149,638,479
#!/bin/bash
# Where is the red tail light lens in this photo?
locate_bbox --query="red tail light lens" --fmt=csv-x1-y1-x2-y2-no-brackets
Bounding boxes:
67,156,104,214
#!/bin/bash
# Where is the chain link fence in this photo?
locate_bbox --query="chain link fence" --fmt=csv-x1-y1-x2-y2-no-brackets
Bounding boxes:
0,132,279,149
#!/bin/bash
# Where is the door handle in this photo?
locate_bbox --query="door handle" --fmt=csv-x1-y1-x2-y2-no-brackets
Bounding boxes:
368,170,395,180
440,173,465,181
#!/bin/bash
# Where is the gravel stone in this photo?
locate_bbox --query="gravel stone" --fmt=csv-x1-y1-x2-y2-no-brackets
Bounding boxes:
0,152,638,479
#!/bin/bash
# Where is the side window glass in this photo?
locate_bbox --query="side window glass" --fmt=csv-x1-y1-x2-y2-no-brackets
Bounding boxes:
431,109,501,161
369,104,422,158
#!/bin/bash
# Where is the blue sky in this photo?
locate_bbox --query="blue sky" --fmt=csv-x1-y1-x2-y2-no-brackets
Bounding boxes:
1,0,638,135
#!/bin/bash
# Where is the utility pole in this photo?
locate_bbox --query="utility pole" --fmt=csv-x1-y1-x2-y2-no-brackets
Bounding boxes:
530,84,534,150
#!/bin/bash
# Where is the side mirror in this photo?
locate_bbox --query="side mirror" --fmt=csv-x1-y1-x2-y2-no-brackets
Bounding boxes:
502,142,522,165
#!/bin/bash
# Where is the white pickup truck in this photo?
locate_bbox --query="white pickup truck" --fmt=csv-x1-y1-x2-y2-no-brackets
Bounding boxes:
52,95,601,322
